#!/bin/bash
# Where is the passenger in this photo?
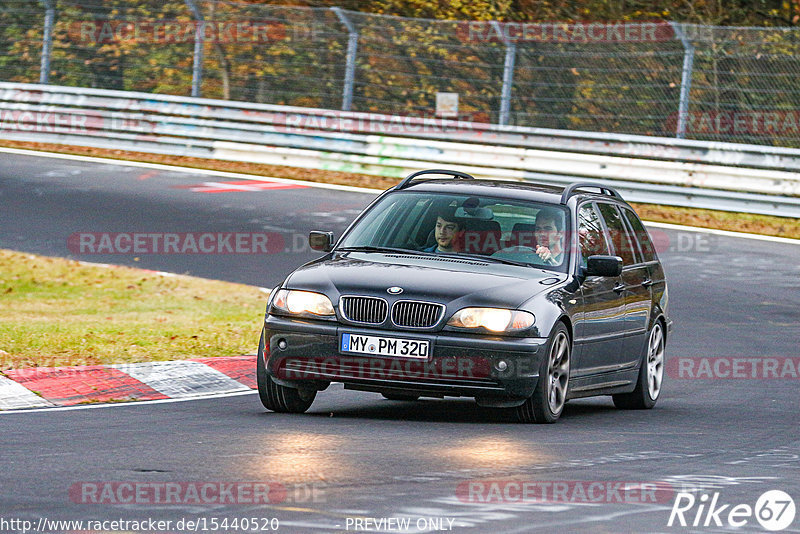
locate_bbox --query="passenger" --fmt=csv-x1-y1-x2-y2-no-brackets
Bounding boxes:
424,207,462,254
534,208,565,265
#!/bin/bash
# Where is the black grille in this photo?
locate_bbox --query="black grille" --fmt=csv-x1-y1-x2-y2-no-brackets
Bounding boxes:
391,301,444,328
279,357,503,390
340,296,388,324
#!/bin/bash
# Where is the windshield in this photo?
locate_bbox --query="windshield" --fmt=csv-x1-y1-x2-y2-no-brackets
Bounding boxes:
337,191,570,272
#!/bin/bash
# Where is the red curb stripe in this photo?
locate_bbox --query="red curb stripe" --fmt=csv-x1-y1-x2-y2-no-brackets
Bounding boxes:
137,170,160,181
172,180,309,193
191,356,257,389
4,366,168,406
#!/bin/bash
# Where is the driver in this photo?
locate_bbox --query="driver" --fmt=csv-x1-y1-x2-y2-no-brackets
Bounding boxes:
424,207,462,254
534,208,565,265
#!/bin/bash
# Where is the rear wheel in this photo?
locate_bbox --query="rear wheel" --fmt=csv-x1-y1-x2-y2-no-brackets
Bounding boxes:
256,328,315,413
613,321,664,410
515,323,570,424
381,393,420,401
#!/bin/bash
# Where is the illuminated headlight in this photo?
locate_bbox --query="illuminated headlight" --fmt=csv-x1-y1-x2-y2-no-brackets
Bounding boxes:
272,289,335,318
447,307,535,332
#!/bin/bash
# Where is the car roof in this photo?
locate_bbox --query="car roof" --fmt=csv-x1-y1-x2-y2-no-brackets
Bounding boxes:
397,178,624,207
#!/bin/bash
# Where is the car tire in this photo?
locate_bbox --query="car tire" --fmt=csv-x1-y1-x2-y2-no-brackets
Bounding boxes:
381,393,420,401
256,328,315,414
613,321,665,410
515,322,570,424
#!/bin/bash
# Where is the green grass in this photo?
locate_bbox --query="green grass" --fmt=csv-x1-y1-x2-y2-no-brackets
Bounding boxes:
0,250,267,369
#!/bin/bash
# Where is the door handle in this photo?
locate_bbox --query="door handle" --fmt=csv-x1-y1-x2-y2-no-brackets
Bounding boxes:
613,283,626,293
641,279,653,287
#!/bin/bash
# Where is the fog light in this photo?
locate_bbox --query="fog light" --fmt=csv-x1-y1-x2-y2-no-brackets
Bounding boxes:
278,339,287,350
496,360,508,372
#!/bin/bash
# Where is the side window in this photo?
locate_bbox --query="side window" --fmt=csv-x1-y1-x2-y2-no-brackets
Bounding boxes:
622,208,658,262
578,203,611,267
354,197,401,246
401,198,434,246
597,203,637,266
361,196,428,247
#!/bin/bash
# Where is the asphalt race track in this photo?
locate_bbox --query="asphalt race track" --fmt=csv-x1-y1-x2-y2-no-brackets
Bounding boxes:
1,151,799,533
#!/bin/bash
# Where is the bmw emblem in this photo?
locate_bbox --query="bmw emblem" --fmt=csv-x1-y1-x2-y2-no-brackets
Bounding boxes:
387,286,403,294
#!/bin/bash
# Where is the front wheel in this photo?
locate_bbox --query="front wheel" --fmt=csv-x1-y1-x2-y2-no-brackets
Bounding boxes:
613,321,665,410
515,323,570,424
256,328,315,413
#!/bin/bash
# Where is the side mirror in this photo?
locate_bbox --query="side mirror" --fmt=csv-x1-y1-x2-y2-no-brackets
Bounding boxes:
585,255,623,277
309,231,334,252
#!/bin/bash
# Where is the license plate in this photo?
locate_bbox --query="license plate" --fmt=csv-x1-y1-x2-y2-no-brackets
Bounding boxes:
340,333,429,359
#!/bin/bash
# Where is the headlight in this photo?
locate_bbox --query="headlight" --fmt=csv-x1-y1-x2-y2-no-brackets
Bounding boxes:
272,289,335,318
447,307,534,332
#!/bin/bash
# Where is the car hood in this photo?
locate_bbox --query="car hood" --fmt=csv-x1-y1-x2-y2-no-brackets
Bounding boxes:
283,252,565,309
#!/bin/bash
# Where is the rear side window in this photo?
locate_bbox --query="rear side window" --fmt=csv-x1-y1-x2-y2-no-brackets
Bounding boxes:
621,208,658,262
578,203,611,266
597,203,637,266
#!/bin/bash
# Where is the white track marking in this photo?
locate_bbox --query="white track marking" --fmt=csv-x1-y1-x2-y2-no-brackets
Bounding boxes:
0,375,55,409
0,390,257,414
644,221,800,245
2,146,797,245
110,361,250,398
0,146,377,193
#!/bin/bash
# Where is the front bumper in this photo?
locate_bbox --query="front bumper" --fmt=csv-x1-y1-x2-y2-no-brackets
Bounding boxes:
263,314,547,400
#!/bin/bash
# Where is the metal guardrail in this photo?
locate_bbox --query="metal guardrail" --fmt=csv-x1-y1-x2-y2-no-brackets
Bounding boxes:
1,83,799,218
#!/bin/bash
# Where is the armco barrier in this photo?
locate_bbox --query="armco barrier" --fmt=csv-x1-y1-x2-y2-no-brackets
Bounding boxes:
1,82,799,218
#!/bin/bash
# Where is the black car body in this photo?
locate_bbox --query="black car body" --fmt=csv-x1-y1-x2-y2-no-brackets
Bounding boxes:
257,170,672,423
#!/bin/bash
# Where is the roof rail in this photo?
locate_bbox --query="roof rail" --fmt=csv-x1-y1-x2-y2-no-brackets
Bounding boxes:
395,169,475,190
560,182,621,204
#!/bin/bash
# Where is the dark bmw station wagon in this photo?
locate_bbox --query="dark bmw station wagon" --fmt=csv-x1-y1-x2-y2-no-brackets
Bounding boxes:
257,170,672,423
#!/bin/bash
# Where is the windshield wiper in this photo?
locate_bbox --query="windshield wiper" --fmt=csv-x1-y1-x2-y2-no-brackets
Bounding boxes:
337,245,421,255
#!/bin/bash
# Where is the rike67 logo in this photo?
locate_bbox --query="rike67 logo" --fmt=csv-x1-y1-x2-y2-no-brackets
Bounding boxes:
668,490,796,531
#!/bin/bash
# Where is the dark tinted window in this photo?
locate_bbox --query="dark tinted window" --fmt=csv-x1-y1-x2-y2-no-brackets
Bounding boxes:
578,203,611,266
337,192,570,272
622,208,658,262
597,203,637,266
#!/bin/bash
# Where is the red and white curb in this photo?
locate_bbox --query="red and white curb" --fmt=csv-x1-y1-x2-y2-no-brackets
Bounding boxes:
0,355,257,411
